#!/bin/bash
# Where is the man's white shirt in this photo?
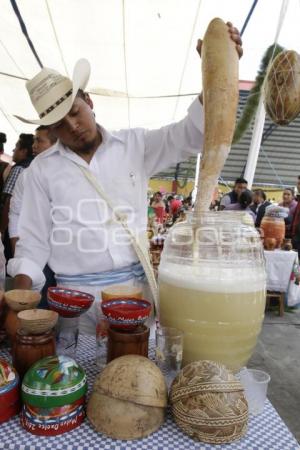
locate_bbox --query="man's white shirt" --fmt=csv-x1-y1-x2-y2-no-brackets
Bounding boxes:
8,98,204,289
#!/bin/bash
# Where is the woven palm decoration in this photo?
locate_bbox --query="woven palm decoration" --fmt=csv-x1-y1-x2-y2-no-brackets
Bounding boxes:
264,50,300,125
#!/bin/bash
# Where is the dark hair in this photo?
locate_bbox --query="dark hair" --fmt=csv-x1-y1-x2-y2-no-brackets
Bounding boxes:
155,191,162,197
167,195,174,201
283,188,294,195
239,189,253,209
0,132,6,153
19,133,34,158
253,189,266,201
235,177,248,185
35,125,57,145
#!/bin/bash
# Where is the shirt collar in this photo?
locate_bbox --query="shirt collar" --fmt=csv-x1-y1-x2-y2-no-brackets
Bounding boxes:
38,125,125,165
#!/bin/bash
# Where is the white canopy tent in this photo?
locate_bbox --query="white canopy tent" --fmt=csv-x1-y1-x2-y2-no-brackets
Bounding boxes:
1,0,300,157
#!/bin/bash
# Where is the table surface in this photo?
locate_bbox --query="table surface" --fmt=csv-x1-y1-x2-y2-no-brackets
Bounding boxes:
264,249,298,292
0,336,299,450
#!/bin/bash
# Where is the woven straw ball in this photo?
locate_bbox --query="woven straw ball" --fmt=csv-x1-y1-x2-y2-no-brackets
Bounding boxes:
87,355,168,440
264,50,300,125
170,360,248,444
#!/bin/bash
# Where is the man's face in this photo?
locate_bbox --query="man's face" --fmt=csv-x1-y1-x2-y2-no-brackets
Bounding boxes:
283,190,293,203
49,98,98,153
234,182,247,197
12,140,27,163
252,192,260,205
32,130,53,156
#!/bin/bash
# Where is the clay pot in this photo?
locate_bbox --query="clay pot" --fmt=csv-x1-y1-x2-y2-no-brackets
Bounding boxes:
107,325,149,362
12,329,56,378
261,216,285,249
170,360,248,444
4,308,20,344
264,237,277,251
87,355,168,440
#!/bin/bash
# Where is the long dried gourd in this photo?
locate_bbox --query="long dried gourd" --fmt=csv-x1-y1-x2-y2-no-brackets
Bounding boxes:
194,18,239,213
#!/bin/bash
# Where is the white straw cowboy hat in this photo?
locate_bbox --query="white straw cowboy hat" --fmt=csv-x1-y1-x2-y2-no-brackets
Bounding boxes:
14,59,90,125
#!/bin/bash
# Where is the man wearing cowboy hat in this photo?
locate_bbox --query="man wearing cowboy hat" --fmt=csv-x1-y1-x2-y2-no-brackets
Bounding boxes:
8,24,242,334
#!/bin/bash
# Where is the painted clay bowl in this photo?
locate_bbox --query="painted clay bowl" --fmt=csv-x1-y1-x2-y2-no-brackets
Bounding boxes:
4,290,41,312
17,309,58,334
0,359,20,423
22,355,87,408
21,400,85,436
101,298,152,330
47,287,94,317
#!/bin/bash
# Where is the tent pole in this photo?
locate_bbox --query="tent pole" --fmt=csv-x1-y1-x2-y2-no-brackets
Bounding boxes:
244,96,265,188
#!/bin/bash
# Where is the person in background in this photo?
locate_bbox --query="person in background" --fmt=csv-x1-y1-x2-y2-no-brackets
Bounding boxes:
182,196,193,211
9,126,57,254
279,188,297,237
8,126,57,308
219,177,248,210
0,133,34,260
167,195,182,219
291,177,300,256
225,189,256,222
0,133,11,194
250,189,271,228
150,191,165,224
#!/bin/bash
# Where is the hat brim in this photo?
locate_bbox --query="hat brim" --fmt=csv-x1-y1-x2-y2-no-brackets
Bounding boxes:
14,58,91,126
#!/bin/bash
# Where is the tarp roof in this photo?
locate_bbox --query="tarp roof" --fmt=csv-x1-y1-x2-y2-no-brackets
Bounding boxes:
1,0,300,162
153,88,300,187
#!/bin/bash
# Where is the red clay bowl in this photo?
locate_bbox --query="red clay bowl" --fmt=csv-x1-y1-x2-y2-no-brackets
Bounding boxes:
0,359,20,403
101,298,152,330
0,359,20,422
47,287,94,318
0,401,20,424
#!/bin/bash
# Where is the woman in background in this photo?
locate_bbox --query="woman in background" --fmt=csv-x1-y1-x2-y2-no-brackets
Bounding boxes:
225,189,256,222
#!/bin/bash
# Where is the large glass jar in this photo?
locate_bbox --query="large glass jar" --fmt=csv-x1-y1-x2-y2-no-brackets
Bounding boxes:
158,211,266,372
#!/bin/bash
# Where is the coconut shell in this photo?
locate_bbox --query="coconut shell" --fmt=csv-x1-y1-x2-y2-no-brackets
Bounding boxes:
87,355,167,440
4,290,41,312
264,50,300,125
170,360,248,444
87,392,165,440
17,309,58,334
94,355,167,407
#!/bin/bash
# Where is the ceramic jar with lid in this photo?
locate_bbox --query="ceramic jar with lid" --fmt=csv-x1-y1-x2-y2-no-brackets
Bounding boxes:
21,355,87,435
